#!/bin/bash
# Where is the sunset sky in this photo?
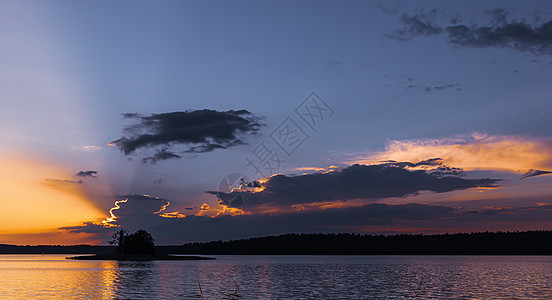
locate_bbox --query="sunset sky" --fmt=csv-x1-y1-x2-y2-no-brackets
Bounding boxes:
1,0,552,245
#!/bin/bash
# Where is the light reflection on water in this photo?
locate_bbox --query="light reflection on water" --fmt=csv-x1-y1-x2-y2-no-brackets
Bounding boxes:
0,255,551,299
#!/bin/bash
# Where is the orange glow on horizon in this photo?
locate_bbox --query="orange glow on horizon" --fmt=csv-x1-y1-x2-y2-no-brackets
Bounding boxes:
0,230,106,246
0,153,106,241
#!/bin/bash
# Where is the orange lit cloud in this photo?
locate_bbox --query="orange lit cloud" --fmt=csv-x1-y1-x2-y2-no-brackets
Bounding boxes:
292,201,364,212
294,165,339,174
346,133,552,173
155,199,187,219
99,194,188,225
101,199,128,227
195,202,248,218
158,211,186,219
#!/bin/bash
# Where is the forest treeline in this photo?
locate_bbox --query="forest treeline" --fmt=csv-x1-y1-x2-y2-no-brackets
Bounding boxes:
174,231,552,255
2,231,552,254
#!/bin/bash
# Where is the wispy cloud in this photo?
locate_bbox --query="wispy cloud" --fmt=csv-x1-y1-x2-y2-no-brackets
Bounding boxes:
389,9,442,41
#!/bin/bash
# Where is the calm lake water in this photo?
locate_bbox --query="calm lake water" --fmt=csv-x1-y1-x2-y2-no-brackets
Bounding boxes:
0,255,551,299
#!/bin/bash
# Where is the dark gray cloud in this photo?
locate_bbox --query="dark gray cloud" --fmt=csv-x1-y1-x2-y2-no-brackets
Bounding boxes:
521,169,552,179
60,200,552,243
390,8,552,55
75,170,98,178
111,109,263,163
209,161,499,209
60,202,458,243
446,21,552,55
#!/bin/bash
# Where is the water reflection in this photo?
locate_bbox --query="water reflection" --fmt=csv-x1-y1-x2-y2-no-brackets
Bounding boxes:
0,255,551,299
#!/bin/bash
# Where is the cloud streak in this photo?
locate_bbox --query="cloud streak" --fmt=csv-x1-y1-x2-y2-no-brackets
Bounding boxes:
110,109,264,163
521,169,552,179
383,74,460,93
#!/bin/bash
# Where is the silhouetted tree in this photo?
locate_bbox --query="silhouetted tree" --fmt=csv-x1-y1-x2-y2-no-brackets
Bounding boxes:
122,230,155,255
109,229,155,255
109,228,128,254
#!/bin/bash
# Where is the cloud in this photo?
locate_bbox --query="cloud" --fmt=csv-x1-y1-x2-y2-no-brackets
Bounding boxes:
521,169,552,179
378,3,400,15
445,17,552,55
75,170,98,178
404,83,460,92
209,162,499,210
390,8,552,55
383,74,460,93
432,83,460,91
82,145,101,151
388,9,442,41
347,133,552,173
142,149,181,164
110,109,264,163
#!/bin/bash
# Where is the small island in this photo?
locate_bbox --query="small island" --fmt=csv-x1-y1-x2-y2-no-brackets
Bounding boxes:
67,229,215,261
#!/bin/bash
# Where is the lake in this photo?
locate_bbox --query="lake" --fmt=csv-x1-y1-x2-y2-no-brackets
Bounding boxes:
0,255,551,299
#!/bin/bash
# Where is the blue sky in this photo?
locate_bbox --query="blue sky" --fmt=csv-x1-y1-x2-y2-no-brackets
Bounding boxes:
1,0,552,244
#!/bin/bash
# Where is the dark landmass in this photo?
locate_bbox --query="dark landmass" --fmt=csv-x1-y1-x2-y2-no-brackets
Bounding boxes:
2,230,552,255
67,254,215,261
175,231,552,255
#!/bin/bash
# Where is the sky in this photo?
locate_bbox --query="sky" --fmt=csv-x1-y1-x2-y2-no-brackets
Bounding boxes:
1,0,552,245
